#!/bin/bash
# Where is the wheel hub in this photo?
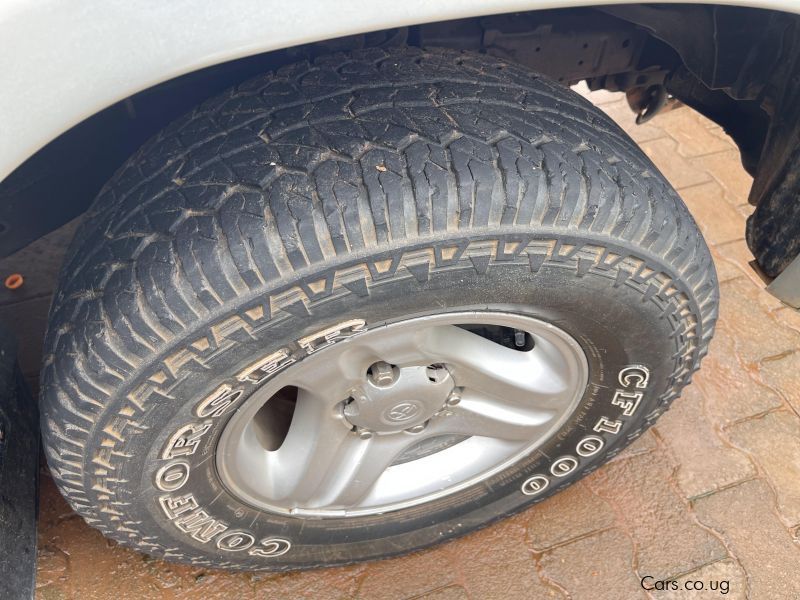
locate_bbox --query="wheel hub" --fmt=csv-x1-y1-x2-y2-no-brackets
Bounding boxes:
343,363,455,434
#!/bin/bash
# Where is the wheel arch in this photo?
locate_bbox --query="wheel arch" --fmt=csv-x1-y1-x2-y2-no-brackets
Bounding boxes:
2,0,800,274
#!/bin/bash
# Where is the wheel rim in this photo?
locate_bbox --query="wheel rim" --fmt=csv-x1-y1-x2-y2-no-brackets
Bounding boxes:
216,311,589,517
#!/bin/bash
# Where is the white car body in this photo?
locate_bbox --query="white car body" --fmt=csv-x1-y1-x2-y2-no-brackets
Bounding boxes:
0,0,797,183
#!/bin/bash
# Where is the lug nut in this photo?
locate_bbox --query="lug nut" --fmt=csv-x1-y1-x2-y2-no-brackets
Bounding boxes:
445,388,462,407
343,396,361,419
368,361,397,387
406,422,427,434
356,428,374,439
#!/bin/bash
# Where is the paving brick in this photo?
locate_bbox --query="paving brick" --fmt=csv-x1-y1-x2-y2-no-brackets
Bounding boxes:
596,98,668,144
255,566,362,600
708,246,746,283
610,429,658,461
573,84,623,106
678,181,746,245
725,266,787,313
758,351,800,413
695,324,783,426
639,137,713,190
538,529,646,600
416,586,468,600
727,410,800,525
526,482,615,551
772,305,800,337
35,544,70,598
450,518,559,600
654,108,734,158
356,546,456,600
696,150,753,206
717,279,800,365
713,239,765,287
660,559,747,600
734,202,753,220
172,572,257,600
586,450,726,580
36,474,259,600
654,385,754,498
692,479,800,598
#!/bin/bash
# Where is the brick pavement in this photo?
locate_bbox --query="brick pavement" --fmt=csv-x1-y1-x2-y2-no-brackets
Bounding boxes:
26,87,800,599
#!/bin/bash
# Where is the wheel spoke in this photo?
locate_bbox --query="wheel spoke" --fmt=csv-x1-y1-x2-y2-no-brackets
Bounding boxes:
266,389,416,509
303,434,418,509
417,325,574,408
429,389,556,441
263,388,351,501
285,351,361,405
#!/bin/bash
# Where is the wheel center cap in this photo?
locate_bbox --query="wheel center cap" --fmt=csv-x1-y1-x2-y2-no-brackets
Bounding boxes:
344,365,453,433
383,401,423,423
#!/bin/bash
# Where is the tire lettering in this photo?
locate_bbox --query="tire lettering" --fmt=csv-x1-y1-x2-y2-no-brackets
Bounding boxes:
237,348,295,384
297,319,366,354
576,435,604,457
195,386,243,418
550,456,578,477
216,531,255,552
249,538,291,558
618,365,650,389
159,493,199,520
155,460,190,492
593,416,622,435
521,475,550,496
162,422,213,459
174,509,229,543
612,389,643,417
158,494,289,557
610,364,649,417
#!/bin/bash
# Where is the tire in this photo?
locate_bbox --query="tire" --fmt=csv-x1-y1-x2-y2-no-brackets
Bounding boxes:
40,47,718,571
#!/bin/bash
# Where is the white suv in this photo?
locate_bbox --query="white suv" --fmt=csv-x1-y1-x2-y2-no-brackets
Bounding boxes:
0,1,796,572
